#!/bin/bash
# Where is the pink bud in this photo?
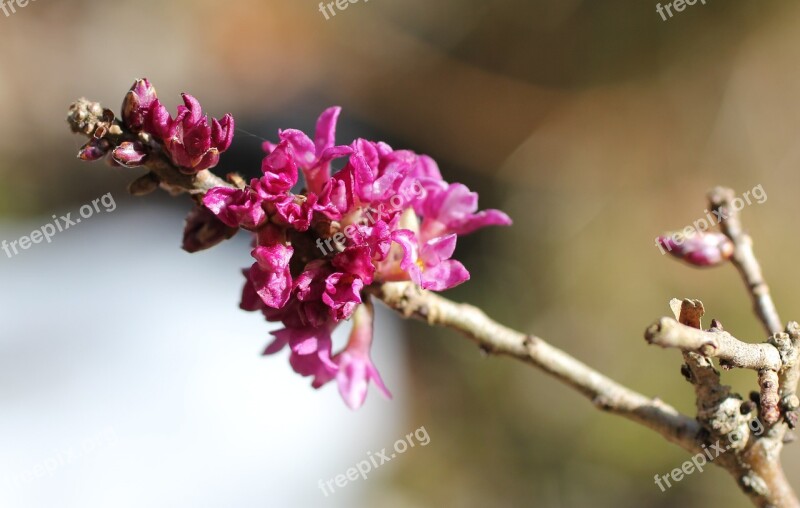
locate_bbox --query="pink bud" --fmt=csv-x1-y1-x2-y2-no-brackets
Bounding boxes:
77,138,110,161
121,79,158,132
658,232,734,267
111,141,147,167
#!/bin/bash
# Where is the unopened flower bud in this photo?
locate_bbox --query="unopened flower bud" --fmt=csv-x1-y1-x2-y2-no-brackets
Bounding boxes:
121,79,157,132
111,141,147,167
657,231,733,267
182,205,238,253
77,138,110,161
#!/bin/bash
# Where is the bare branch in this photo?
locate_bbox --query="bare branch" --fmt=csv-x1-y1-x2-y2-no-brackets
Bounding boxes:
709,187,782,335
371,282,701,453
645,317,782,371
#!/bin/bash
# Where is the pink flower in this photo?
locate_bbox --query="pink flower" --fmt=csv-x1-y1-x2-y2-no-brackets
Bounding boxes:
322,272,364,321
392,231,470,290
419,183,512,240
202,187,265,229
265,326,338,388
334,301,391,409
248,230,294,309
263,107,352,195
258,140,299,195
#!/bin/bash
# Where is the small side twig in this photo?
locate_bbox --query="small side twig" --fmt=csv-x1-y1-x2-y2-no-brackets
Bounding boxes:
644,317,782,372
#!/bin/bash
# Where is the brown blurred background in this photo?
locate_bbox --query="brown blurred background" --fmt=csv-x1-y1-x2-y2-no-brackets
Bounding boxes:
2,0,800,506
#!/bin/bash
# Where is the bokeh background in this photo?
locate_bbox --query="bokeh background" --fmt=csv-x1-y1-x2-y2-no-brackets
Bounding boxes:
1,0,800,507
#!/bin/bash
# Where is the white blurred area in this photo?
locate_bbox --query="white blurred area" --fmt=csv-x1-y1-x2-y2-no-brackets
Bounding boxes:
0,204,408,508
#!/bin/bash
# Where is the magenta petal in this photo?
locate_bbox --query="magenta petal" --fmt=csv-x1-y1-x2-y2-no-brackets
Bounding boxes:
149,100,173,140
390,229,421,284
262,140,277,154
250,243,294,308
184,117,212,156
335,302,391,409
438,183,478,218
260,140,299,193
314,106,341,155
194,148,221,172
271,326,338,382
452,209,513,235
420,234,458,265
181,93,203,124
332,247,375,285
212,114,235,151
263,334,288,355
337,358,393,409
266,325,339,390
420,259,470,291
203,187,265,229
278,129,316,169
322,273,364,321
411,154,443,181
240,270,264,312
337,352,370,410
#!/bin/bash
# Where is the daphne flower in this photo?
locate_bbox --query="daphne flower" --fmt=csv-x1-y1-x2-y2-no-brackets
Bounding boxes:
334,301,391,409
263,106,353,195
419,183,512,240
203,187,265,229
391,231,470,290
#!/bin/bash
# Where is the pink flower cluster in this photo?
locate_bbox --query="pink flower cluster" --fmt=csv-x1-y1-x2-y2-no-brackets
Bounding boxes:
80,79,234,173
80,80,512,409
200,106,511,408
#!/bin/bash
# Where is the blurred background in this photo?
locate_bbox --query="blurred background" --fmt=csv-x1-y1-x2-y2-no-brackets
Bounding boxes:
1,0,800,507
